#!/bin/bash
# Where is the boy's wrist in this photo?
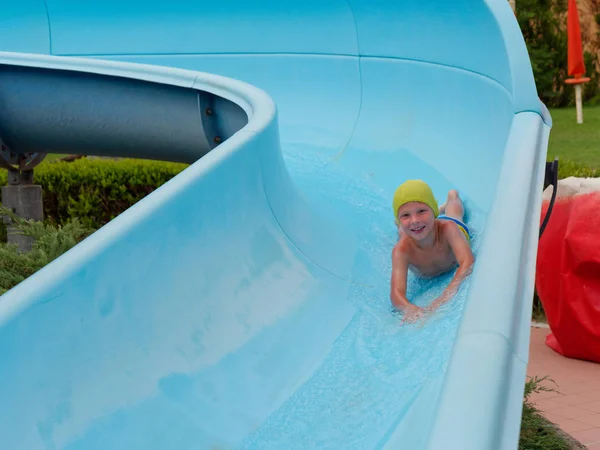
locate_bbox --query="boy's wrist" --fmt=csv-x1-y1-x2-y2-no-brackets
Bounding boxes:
392,297,411,310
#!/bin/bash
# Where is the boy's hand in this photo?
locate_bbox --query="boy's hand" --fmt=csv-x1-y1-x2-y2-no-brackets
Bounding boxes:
401,303,426,324
426,297,445,313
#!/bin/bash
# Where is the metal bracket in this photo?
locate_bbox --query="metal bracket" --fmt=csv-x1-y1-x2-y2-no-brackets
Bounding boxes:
0,138,47,185
198,91,222,151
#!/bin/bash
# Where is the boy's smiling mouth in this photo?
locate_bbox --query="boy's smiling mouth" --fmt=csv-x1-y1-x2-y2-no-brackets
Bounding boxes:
411,225,426,233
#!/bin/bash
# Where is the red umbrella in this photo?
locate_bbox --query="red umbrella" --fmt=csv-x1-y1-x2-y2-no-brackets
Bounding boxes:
567,0,586,77
565,0,590,123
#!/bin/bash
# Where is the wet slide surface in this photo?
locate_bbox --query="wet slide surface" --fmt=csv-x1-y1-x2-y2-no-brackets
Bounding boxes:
0,1,551,449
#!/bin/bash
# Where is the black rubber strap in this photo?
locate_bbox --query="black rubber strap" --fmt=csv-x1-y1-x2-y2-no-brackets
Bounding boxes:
540,157,559,239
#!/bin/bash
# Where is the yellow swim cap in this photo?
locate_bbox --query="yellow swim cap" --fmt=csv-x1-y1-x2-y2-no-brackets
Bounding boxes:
392,179,439,223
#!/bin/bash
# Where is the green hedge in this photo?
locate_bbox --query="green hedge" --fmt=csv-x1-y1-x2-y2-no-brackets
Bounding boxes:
0,158,188,230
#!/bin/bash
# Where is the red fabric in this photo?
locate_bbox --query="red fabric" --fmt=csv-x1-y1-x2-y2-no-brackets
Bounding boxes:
536,191,600,362
567,0,586,78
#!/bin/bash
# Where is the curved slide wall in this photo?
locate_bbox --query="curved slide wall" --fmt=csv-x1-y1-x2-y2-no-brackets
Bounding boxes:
0,1,551,449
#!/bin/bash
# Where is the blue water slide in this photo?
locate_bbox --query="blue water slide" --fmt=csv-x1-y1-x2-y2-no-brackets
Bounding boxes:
0,1,551,449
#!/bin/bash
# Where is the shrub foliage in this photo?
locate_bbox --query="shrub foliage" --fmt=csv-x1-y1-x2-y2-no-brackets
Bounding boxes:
0,206,93,295
0,158,187,229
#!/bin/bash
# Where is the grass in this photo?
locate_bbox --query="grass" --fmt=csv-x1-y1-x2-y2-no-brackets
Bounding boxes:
547,105,600,169
519,376,585,449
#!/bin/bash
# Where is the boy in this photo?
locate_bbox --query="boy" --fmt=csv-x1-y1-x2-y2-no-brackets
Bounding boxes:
390,179,475,323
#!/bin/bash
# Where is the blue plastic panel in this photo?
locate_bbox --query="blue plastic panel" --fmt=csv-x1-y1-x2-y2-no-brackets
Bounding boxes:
348,0,512,89
44,0,357,56
0,1,50,54
486,0,543,113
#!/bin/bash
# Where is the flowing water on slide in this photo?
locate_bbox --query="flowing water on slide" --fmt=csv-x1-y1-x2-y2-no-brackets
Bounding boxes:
239,143,485,448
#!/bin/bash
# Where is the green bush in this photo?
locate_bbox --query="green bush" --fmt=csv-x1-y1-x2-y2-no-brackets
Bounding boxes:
0,206,94,295
0,158,188,230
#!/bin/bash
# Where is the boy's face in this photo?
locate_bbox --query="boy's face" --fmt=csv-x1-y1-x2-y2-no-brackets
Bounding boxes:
397,202,435,240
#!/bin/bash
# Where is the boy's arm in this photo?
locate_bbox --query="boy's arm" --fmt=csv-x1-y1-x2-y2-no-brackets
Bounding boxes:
429,224,475,309
390,243,412,310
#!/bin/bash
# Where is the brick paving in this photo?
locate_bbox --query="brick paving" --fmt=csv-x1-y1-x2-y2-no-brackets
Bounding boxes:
528,326,600,448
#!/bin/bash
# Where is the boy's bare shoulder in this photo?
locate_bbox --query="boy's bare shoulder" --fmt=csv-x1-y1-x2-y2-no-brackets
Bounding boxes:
392,234,413,258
